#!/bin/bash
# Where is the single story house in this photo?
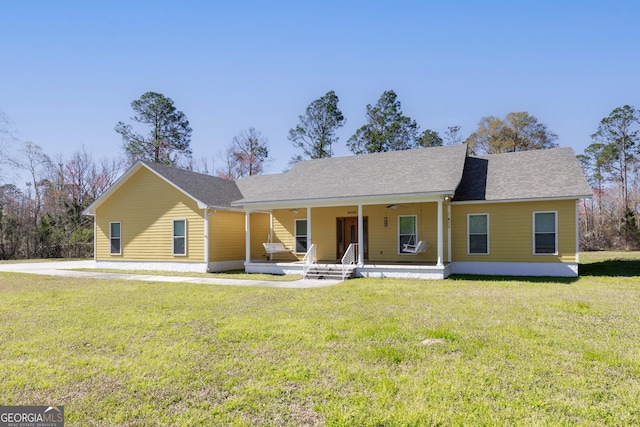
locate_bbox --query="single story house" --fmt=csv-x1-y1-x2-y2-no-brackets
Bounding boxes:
85,144,592,279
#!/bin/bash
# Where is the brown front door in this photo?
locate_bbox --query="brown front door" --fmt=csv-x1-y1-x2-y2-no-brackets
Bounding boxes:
337,217,368,260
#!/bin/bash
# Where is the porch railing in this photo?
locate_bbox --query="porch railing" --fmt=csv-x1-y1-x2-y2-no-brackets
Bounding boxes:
341,243,358,281
302,243,317,279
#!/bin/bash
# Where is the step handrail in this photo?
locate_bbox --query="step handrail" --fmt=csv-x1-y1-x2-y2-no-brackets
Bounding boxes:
302,244,317,279
341,243,358,281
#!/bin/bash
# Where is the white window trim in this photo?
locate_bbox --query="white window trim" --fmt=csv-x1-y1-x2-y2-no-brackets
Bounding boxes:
398,214,418,255
109,221,121,256
294,218,308,254
173,219,187,256
532,211,558,255
467,213,490,255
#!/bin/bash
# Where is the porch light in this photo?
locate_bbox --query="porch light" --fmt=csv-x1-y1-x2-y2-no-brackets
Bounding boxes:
384,216,388,228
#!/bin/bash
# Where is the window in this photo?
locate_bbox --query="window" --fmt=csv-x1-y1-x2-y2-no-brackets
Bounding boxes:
110,222,121,255
173,219,187,256
398,215,417,254
468,214,489,255
295,219,308,253
533,211,557,255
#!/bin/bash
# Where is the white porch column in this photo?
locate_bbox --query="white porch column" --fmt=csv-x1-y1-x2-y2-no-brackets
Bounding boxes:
357,204,364,265
269,212,274,243
204,208,210,269
268,212,274,261
447,203,452,263
307,207,312,250
245,211,251,265
437,199,444,267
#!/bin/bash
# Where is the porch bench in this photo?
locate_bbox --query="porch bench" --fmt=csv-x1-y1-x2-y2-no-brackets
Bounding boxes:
402,240,429,254
262,243,293,254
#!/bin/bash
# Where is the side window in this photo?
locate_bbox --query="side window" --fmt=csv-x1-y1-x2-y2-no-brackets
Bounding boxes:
398,215,417,254
468,214,489,255
295,219,308,253
533,211,557,255
173,219,187,256
110,222,121,255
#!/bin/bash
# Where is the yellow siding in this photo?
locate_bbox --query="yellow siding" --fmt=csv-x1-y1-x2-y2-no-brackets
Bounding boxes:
250,212,271,259
363,203,439,263
451,200,577,263
271,209,305,261
208,211,272,261
271,203,443,262
95,167,204,262
209,211,245,261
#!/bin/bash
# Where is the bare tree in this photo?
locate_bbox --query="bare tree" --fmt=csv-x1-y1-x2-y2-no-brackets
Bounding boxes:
0,109,19,181
444,126,463,146
0,184,25,259
188,155,217,176
216,146,244,180
217,128,270,178
12,142,52,226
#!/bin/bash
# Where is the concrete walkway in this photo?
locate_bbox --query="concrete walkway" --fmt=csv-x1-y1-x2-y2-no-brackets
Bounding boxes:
0,260,342,289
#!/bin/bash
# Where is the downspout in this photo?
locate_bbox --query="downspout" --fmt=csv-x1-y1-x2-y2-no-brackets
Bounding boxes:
357,204,364,266
437,199,444,267
575,199,580,264
447,202,452,263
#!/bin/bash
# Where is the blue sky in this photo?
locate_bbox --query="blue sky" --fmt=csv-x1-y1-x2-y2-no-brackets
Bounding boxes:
2,1,639,180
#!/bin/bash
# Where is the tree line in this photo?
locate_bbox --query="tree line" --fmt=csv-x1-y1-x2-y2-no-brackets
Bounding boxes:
577,105,640,250
0,140,120,259
1,90,637,260
113,90,560,177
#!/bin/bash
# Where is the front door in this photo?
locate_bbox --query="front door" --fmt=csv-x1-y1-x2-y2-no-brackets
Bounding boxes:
337,217,368,260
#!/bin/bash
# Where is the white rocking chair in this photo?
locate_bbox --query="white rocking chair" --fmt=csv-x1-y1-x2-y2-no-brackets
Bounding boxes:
403,240,429,254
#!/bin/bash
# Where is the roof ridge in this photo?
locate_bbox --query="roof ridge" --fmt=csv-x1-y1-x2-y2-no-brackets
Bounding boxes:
475,146,573,159
288,144,468,169
141,160,234,183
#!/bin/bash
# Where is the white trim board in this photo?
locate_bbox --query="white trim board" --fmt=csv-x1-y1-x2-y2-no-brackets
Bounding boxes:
452,261,578,277
95,260,208,273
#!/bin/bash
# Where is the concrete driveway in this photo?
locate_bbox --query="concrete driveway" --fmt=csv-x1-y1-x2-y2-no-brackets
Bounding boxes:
0,260,341,289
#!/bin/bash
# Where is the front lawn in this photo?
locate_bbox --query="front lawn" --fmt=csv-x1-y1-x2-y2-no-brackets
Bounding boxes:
0,252,639,425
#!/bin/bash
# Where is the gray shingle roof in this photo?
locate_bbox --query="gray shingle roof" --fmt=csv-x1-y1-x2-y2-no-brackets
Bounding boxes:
142,161,243,208
86,145,591,216
453,147,592,202
234,145,469,206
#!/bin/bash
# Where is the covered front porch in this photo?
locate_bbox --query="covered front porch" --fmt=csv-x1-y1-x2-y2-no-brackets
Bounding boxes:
244,259,453,280
241,196,454,280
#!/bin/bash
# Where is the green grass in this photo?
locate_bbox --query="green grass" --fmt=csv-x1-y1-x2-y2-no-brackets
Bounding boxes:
74,268,303,282
1,252,639,426
580,250,640,276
